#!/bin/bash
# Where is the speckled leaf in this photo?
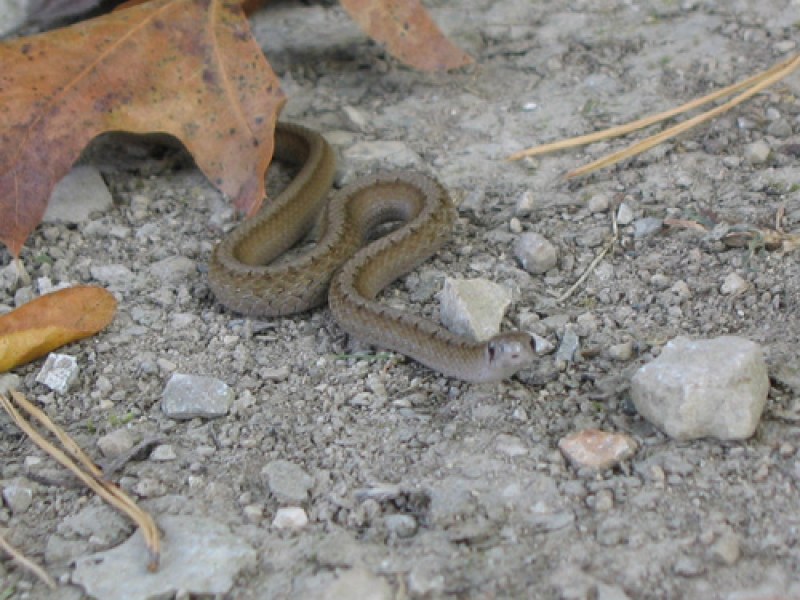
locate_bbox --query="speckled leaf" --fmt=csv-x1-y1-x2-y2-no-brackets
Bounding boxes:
0,0,285,257
0,286,117,372
338,0,473,71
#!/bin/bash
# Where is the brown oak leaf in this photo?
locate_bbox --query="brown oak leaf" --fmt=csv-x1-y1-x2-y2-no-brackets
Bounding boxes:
337,0,473,71
0,0,285,257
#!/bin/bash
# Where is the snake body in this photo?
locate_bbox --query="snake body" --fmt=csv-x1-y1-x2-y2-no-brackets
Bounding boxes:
208,123,536,382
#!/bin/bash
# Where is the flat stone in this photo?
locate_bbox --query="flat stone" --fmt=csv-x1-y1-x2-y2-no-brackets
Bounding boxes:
439,277,512,341
161,373,233,420
262,459,314,504
35,353,79,394
558,429,637,470
272,506,308,530
631,336,769,440
72,515,256,600
44,166,113,223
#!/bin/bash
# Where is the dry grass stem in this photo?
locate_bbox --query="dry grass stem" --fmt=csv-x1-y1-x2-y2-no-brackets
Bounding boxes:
0,530,57,589
0,391,161,571
507,54,800,177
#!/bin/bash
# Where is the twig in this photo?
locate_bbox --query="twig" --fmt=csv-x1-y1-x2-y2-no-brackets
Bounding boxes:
551,210,619,302
0,391,161,571
507,53,800,177
0,530,57,589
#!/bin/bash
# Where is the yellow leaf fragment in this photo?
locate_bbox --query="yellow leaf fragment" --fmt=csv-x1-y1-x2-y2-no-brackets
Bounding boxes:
0,286,117,371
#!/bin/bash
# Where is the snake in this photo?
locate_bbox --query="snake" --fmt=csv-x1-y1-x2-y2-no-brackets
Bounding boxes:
208,122,536,382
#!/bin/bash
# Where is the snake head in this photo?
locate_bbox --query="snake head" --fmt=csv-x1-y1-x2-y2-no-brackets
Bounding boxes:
483,332,537,382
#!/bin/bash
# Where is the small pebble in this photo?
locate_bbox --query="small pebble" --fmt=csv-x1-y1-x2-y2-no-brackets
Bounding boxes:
514,232,558,274
150,444,177,462
384,514,418,538
744,140,771,165
587,194,609,213
2,478,33,513
97,428,135,458
272,507,309,530
439,278,512,341
35,353,79,394
616,203,634,225
720,272,749,296
558,429,637,470
162,373,234,420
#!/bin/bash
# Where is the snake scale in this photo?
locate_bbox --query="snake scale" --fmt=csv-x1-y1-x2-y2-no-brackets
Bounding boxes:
208,123,536,382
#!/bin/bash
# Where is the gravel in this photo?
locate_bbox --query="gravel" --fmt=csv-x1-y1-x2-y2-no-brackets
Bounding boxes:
2,0,800,598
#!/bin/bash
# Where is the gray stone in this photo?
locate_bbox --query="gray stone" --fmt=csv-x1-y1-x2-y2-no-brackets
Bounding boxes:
514,232,558,274
148,256,196,284
744,140,771,164
58,503,130,546
384,514,417,538
35,353,79,394
262,459,314,504
632,217,664,239
97,428,135,458
766,117,792,138
631,336,769,440
720,272,749,296
72,515,256,600
161,373,233,420
588,193,610,213
616,203,634,225
555,328,580,364
0,0,26,36
2,477,33,513
44,166,113,223
90,264,135,288
439,278,512,341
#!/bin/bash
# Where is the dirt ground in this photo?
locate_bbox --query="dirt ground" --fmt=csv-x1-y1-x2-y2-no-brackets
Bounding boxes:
2,0,800,598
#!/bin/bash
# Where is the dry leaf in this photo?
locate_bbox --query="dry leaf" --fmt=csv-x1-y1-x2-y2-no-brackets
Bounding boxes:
0,286,117,371
338,0,472,71
0,0,285,256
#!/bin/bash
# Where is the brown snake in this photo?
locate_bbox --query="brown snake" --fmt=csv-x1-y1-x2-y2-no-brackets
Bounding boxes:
208,123,536,382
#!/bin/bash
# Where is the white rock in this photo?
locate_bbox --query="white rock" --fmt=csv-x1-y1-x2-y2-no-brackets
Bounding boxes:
439,278,512,341
72,515,256,600
35,353,79,393
272,507,308,530
631,336,769,440
514,232,558,274
44,165,113,223
720,272,749,296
